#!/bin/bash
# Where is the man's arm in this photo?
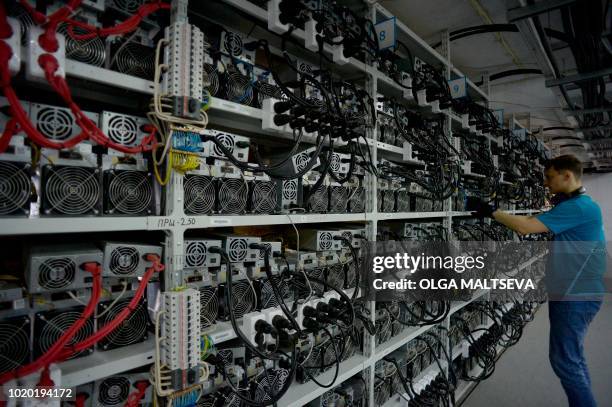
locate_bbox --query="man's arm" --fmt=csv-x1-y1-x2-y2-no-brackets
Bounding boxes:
492,210,549,235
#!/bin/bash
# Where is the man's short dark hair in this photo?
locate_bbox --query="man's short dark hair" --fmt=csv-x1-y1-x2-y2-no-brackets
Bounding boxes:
545,154,583,179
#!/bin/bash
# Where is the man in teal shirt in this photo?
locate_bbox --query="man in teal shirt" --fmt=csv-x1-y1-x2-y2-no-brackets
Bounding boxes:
473,155,605,407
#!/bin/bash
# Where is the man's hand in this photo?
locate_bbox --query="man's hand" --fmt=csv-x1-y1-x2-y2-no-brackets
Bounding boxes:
469,199,496,219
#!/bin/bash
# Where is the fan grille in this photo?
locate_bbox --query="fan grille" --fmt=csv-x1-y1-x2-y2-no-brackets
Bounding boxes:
199,286,218,329
98,376,131,406
111,0,145,13
218,178,248,214
185,241,207,268
229,280,254,318
396,190,410,212
329,154,341,173
228,239,248,262
98,297,148,349
306,185,328,213
261,276,289,309
329,186,348,213
0,317,30,374
112,41,155,79
251,181,277,214
107,171,152,214
225,71,253,105
203,63,220,96
38,257,76,290
0,162,30,215
293,153,309,173
212,133,235,158
319,232,333,250
348,187,365,213
382,190,395,212
109,246,139,276
106,115,138,146
36,309,93,359
254,369,289,403
35,107,73,140
184,175,215,215
59,24,105,67
222,32,243,56
282,179,298,201
326,264,344,290
44,166,100,215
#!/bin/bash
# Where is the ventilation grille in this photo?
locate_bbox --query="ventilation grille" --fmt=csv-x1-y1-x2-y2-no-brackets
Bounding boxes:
97,297,149,350
0,161,31,215
106,114,139,146
38,257,76,290
222,32,243,56
108,246,139,276
282,179,298,201
396,190,410,212
34,106,74,141
224,70,253,105
253,369,289,404
111,41,155,80
184,175,215,215
0,316,30,374
250,181,277,214
293,153,310,173
306,185,328,213
185,241,207,268
228,280,254,318
35,307,94,360
326,264,344,290
109,0,145,13
43,166,100,215
59,23,105,67
227,238,248,262
106,170,152,215
212,132,235,158
318,232,333,251
97,376,131,406
348,187,365,213
383,190,395,212
218,178,248,214
329,154,341,173
329,186,348,213
199,286,218,329
261,276,289,309
203,63,220,96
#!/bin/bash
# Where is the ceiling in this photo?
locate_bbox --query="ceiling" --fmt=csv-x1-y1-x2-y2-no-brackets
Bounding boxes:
379,0,611,169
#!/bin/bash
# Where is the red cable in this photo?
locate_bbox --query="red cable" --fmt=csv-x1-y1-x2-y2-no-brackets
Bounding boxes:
124,381,150,407
55,255,164,362
0,118,19,153
74,393,88,407
0,263,102,385
65,2,170,41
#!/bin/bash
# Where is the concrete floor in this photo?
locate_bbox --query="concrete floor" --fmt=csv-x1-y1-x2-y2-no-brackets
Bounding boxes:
463,300,612,407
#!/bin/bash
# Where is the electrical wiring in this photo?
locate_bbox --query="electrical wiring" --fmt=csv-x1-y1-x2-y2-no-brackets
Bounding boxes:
0,262,102,385
96,280,128,319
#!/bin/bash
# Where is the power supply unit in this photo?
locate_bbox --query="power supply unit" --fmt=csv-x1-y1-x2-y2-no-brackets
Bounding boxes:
101,242,163,278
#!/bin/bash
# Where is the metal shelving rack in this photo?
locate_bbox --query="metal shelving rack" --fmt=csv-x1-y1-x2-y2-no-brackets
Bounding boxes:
0,0,547,405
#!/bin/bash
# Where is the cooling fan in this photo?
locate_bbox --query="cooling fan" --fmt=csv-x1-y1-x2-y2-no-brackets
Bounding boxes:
199,286,218,329
185,240,208,268
328,186,349,213
97,296,151,350
227,238,248,262
377,190,384,212
102,242,162,278
101,112,147,148
348,187,365,213
292,152,311,173
253,369,289,404
95,376,131,406
326,263,345,290
0,316,30,374
6,1,34,45
36,257,76,291
249,181,278,214
58,23,106,67
30,103,99,142
259,275,290,309
35,307,94,359
104,170,153,215
223,68,254,105
305,185,328,213
396,190,411,212
382,190,395,212
224,280,255,319
203,61,220,96
41,165,101,215
318,232,333,251
184,174,215,215
0,161,32,216
280,179,299,209
111,39,155,79
303,267,325,296
217,178,248,214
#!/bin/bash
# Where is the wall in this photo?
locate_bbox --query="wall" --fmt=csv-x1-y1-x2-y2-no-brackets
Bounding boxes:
583,173,612,238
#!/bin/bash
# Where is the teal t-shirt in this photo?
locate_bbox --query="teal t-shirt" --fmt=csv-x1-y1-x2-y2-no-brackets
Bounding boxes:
536,195,606,298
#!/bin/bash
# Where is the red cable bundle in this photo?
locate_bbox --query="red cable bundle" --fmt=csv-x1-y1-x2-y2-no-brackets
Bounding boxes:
124,381,150,407
55,254,164,362
66,1,170,41
0,263,102,386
